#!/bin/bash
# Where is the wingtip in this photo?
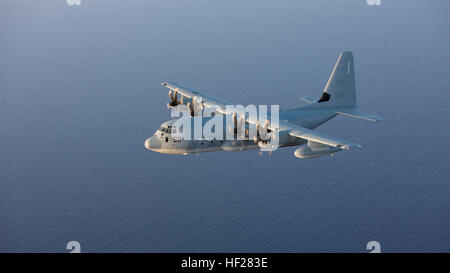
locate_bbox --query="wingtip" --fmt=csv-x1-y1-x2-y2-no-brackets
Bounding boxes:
342,144,362,150
370,115,384,122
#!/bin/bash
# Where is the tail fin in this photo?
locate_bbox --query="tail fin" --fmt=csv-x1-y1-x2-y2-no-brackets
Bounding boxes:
318,51,356,107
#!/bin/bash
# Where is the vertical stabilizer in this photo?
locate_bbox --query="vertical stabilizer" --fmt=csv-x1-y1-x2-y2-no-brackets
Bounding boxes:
318,51,356,107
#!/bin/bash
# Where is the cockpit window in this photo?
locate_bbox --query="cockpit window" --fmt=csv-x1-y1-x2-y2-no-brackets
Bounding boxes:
159,125,175,134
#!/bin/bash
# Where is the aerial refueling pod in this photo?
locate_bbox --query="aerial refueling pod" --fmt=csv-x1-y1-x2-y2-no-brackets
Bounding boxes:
294,140,342,159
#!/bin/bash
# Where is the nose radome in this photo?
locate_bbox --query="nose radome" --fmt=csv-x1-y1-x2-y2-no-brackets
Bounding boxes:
145,136,162,151
145,138,152,150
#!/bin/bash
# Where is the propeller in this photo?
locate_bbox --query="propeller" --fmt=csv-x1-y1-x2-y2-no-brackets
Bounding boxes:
228,113,247,139
186,97,204,117
254,119,272,144
167,90,182,108
254,119,278,153
187,101,194,116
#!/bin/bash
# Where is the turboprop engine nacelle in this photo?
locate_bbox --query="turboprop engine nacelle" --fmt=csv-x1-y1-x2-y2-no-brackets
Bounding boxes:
294,142,341,159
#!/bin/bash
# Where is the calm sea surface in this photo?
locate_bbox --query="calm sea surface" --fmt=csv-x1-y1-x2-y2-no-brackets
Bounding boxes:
1,0,449,252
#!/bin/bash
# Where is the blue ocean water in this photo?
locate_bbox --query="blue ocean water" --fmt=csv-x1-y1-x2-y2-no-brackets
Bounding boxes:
1,0,449,252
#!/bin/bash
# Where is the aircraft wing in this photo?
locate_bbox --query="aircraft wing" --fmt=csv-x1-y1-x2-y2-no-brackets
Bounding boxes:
162,82,232,114
162,82,360,150
279,120,361,150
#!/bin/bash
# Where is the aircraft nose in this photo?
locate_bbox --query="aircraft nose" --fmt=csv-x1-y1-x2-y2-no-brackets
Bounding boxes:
145,138,152,150
145,136,161,150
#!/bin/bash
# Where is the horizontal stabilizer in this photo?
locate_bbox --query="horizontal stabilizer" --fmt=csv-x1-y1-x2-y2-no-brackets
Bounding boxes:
337,107,383,122
300,96,317,104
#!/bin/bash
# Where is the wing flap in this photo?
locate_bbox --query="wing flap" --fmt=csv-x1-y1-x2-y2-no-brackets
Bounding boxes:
336,107,383,122
279,120,361,150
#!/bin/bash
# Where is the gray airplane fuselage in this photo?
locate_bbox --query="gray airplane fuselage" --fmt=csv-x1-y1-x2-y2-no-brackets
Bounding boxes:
145,52,382,158
145,107,337,155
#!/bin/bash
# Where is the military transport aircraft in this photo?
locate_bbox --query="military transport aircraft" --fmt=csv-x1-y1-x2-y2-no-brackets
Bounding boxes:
145,51,382,158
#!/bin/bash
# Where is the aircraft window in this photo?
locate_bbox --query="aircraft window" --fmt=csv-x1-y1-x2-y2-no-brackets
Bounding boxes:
159,125,176,133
